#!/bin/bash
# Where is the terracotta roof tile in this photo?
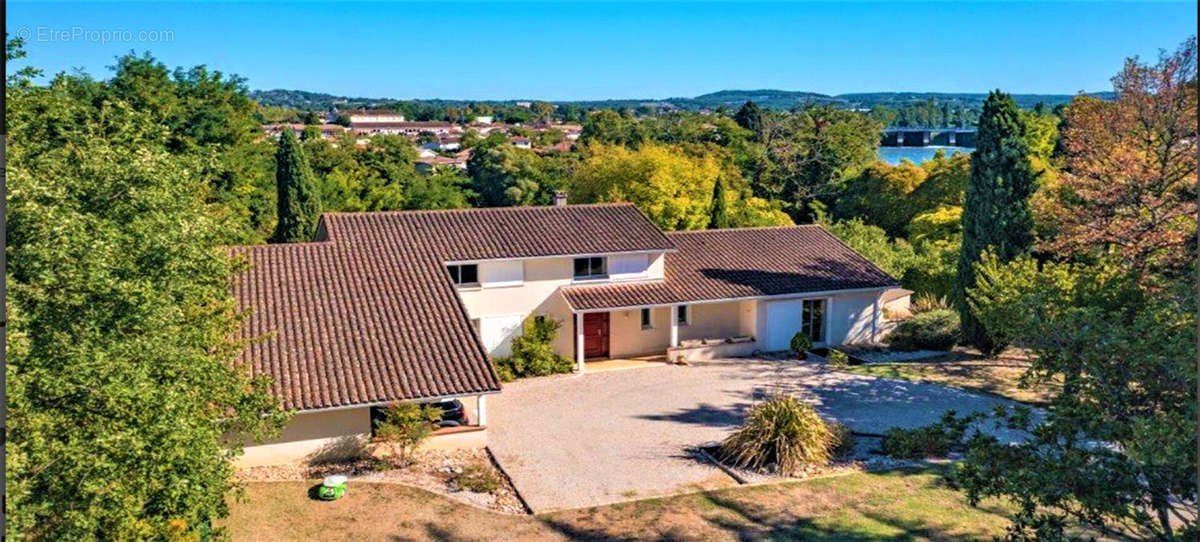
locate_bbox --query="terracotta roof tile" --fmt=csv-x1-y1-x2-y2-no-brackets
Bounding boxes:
233,203,673,410
561,225,899,310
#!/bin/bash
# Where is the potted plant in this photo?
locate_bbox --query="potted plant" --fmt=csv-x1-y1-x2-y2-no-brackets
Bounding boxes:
790,332,813,360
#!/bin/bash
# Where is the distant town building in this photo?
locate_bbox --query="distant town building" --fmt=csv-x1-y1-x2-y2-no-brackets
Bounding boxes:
339,109,406,124
511,136,532,149
473,115,494,125
352,121,461,138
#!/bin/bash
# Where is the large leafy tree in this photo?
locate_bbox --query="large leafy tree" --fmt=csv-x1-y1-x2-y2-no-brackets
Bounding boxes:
271,129,321,242
6,42,286,539
962,256,1196,541
757,105,882,220
954,90,1037,353
1045,37,1197,280
467,140,572,207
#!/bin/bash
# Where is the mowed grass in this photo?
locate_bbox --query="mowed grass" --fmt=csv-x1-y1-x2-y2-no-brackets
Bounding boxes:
837,350,1058,405
225,467,1015,541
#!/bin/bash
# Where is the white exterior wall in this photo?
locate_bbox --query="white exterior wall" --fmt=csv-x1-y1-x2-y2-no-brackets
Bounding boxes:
454,252,668,359
238,396,490,468
755,290,885,351
238,408,371,468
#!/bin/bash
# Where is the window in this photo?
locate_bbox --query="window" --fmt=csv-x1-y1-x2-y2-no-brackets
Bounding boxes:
676,305,690,326
801,299,826,343
446,264,479,286
573,256,607,279
640,308,653,329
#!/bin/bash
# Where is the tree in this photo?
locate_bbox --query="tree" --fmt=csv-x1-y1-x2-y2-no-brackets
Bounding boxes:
833,160,927,237
6,58,286,537
372,402,441,467
758,106,883,220
467,142,569,207
271,129,322,242
961,256,1196,541
708,177,731,229
1045,37,1197,280
954,90,1037,353
733,100,763,139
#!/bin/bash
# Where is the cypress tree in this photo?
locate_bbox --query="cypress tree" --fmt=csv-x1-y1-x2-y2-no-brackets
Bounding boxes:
709,177,731,229
734,100,763,138
955,90,1037,353
272,129,321,243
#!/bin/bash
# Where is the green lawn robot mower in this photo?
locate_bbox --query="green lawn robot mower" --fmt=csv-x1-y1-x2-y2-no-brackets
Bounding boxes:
317,475,348,501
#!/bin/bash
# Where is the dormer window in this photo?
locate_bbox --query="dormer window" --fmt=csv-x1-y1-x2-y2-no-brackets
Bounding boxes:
447,264,479,287
573,256,607,280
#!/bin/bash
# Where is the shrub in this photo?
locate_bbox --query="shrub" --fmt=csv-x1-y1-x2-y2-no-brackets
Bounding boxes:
718,395,832,474
789,332,813,356
373,402,442,466
910,293,951,314
826,349,850,368
491,316,574,381
880,411,979,459
454,461,503,493
886,308,960,351
827,422,856,460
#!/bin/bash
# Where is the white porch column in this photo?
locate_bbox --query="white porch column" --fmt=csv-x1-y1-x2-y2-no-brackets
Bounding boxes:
669,304,679,348
871,296,881,343
476,395,488,426
575,312,585,373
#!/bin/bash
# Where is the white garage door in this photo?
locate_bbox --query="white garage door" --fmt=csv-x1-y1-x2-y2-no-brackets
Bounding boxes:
765,300,803,351
478,314,524,356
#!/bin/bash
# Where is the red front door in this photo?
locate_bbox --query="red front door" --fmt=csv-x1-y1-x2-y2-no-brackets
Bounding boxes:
582,312,610,359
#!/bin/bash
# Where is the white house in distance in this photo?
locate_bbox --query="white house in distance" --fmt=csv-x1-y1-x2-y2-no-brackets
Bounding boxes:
231,196,899,466
340,108,406,124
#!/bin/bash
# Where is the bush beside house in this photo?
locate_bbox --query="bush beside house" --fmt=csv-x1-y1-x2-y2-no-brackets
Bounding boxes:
492,316,574,381
886,309,960,351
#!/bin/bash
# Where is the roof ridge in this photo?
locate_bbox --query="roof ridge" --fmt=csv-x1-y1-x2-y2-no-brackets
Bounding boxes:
320,202,636,218
665,224,823,235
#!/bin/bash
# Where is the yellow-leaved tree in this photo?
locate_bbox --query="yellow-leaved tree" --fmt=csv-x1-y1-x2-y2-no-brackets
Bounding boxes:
571,143,790,231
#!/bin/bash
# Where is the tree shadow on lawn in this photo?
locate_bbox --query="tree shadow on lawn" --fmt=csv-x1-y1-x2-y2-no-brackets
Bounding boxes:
534,468,1003,541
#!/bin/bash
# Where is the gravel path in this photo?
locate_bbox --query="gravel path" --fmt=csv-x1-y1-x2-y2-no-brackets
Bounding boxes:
487,359,1027,513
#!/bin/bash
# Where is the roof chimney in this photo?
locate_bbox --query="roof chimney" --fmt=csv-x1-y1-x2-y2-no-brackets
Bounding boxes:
553,190,568,207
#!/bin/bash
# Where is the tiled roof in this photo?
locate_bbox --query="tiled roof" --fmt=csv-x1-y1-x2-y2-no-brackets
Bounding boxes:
232,203,673,410
319,204,676,261
232,242,501,411
561,226,899,311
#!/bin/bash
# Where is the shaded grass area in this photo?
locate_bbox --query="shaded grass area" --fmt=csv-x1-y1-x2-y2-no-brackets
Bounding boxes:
225,467,1015,541
837,350,1058,406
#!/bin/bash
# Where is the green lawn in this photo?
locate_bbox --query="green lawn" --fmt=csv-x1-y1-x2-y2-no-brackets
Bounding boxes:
837,350,1058,405
225,467,1016,541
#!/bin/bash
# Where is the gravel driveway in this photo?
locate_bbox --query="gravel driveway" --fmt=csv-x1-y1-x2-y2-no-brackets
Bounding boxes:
487,359,1023,513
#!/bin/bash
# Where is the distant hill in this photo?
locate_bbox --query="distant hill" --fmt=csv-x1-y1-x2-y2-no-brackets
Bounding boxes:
251,88,1113,112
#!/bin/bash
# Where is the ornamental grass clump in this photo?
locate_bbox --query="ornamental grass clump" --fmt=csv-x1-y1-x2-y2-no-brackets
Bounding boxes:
717,394,832,474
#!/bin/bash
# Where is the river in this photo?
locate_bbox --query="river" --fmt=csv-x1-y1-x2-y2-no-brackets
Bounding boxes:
877,146,972,165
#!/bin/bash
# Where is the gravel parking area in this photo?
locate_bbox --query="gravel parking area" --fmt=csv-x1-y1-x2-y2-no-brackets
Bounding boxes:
487,358,1025,513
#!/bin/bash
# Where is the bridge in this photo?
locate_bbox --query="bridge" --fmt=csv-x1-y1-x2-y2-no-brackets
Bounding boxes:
882,127,976,148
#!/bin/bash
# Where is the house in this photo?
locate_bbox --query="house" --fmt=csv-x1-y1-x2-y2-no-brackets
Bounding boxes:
231,198,898,466
352,121,461,138
474,115,494,125
339,108,406,124
511,136,532,149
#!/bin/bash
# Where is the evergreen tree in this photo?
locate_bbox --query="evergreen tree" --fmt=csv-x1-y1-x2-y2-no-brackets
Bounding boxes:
733,100,763,138
955,90,1037,353
709,177,731,229
272,129,321,242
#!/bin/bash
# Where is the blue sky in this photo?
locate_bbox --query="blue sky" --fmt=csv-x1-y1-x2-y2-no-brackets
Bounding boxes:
6,2,1197,100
